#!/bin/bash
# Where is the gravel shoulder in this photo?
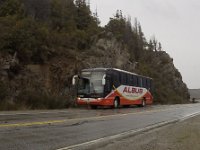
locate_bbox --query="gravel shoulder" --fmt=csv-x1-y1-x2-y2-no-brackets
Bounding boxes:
89,115,200,150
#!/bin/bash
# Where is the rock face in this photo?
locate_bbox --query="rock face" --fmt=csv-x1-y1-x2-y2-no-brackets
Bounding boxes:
82,32,135,72
71,32,189,104
145,51,189,104
0,33,189,109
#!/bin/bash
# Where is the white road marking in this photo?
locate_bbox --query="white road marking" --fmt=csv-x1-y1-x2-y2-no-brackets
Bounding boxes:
57,111,200,150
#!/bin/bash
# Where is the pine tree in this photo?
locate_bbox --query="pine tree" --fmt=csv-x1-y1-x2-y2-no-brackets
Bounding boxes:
148,39,154,51
75,0,92,30
158,42,162,51
0,0,24,17
50,0,76,31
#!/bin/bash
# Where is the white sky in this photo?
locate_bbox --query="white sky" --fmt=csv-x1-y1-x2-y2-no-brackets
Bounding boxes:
90,0,200,89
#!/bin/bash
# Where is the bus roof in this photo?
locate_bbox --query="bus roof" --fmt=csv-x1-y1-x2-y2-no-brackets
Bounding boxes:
81,68,152,79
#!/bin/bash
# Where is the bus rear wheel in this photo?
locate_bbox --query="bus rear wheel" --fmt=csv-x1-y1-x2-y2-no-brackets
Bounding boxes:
141,99,146,107
138,99,146,107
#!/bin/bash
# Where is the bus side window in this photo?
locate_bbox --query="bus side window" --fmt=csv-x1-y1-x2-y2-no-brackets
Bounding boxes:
136,77,138,87
124,73,127,85
127,74,130,86
120,72,126,85
142,78,147,88
127,74,129,85
146,79,151,90
129,75,134,86
132,75,137,86
138,77,142,87
113,72,120,88
150,79,153,92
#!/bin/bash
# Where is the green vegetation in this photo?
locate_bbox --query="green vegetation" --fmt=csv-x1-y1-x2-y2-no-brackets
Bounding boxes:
0,0,189,110
16,89,70,109
0,81,8,100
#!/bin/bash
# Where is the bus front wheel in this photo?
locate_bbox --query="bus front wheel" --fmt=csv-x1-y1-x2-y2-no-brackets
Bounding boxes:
91,105,98,109
113,98,119,108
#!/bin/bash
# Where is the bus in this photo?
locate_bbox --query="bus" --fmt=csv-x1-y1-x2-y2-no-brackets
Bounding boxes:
72,68,153,109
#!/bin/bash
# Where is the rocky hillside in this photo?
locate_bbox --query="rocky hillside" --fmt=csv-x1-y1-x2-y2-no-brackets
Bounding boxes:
81,32,189,104
0,0,189,110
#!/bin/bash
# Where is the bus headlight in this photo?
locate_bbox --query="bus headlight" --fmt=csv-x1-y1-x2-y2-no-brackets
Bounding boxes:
97,98,102,101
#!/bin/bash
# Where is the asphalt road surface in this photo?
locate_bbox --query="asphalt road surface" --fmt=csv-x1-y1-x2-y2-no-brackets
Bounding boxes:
1,103,200,150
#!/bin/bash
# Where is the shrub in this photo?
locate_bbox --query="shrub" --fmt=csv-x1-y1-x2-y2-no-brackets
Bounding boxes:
16,89,70,109
0,81,8,101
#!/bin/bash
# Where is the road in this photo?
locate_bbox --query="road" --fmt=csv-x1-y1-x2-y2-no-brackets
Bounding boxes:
1,103,200,150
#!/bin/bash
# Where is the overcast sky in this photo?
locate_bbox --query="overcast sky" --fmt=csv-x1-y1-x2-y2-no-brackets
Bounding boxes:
90,0,200,89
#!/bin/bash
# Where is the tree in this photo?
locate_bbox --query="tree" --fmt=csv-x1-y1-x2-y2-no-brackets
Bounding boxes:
158,42,162,51
0,16,16,53
50,0,76,31
0,81,8,101
106,10,127,40
0,0,24,17
21,0,51,21
148,39,154,51
74,0,94,30
0,17,50,63
92,7,100,26
73,0,100,50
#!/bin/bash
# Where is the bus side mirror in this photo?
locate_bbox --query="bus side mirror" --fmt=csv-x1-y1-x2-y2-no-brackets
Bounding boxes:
102,74,106,85
102,79,106,85
72,75,79,85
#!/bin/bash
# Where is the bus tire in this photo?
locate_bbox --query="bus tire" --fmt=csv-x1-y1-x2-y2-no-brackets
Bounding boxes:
123,105,130,108
91,105,98,109
113,98,119,108
141,99,146,107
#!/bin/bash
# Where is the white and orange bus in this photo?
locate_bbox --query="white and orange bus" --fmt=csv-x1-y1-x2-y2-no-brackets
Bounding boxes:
72,68,153,109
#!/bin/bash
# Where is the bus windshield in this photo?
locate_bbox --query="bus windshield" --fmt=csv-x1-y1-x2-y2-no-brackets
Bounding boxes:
78,71,105,95
78,78,90,94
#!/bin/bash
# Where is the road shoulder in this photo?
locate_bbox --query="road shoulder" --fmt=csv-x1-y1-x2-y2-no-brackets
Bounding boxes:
89,115,200,150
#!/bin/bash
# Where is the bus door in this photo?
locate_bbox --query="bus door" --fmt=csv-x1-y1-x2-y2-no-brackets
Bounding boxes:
104,74,112,97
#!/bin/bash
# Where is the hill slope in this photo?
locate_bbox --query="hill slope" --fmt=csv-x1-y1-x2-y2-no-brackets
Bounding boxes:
0,0,189,110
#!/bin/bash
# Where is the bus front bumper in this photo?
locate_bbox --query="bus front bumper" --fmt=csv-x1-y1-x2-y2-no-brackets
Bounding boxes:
77,98,112,106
